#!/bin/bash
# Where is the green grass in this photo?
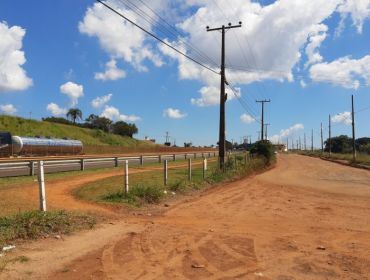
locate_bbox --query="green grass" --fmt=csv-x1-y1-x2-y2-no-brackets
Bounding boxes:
299,150,370,166
0,115,155,147
75,156,266,208
0,210,96,248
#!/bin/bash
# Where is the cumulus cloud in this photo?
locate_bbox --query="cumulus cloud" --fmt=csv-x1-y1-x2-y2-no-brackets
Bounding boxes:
0,21,32,92
332,111,352,125
309,55,370,89
60,81,84,106
163,108,187,119
270,123,304,143
240,113,255,124
305,24,328,67
91,93,113,108
94,59,126,81
46,103,67,117
190,86,240,107
79,1,163,72
0,104,17,115
101,105,141,122
337,0,370,34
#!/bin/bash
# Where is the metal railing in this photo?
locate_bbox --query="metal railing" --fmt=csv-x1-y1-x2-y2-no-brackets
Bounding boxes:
0,152,219,178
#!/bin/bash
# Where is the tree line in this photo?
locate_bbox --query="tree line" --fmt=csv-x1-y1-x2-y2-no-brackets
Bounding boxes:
42,108,138,138
324,135,370,154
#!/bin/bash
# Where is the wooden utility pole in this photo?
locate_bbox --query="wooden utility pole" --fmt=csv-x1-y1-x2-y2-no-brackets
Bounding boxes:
311,129,314,151
352,94,356,162
320,122,323,152
207,22,242,170
264,123,270,140
329,115,332,156
256,100,271,141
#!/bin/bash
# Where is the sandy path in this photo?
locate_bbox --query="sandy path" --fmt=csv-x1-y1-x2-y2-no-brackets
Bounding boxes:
3,154,370,279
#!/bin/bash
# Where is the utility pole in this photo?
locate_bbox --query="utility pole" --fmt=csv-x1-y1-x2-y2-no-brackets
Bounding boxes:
311,129,314,151
320,122,323,153
329,115,332,156
352,94,356,162
165,131,170,143
264,123,270,140
257,131,261,141
299,136,302,150
256,100,271,141
304,133,307,150
207,22,242,170
286,138,289,151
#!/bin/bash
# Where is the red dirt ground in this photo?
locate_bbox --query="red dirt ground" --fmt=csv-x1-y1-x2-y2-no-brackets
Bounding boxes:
2,154,370,279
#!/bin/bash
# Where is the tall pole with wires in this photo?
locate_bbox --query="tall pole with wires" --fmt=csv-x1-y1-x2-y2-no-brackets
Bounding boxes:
256,100,271,141
311,129,314,152
206,22,242,170
329,115,332,156
352,94,356,162
321,122,323,153
264,123,270,140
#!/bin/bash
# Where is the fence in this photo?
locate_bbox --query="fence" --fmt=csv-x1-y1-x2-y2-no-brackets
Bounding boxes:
0,152,219,178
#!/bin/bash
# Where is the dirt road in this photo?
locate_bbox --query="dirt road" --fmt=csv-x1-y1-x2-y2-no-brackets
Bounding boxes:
3,154,370,279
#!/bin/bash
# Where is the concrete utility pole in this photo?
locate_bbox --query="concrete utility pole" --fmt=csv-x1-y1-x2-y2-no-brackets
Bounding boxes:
256,100,271,141
299,136,302,150
304,133,307,150
329,115,332,156
286,138,289,151
352,94,356,162
207,22,242,170
311,129,314,151
257,131,261,141
320,122,324,153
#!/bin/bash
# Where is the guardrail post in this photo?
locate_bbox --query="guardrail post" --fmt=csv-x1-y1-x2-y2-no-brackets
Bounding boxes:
203,158,207,179
188,158,192,181
38,161,47,212
30,161,35,176
124,160,129,194
140,155,144,166
114,157,119,167
184,153,187,159
159,155,162,163
164,160,168,186
173,154,176,161
80,159,85,171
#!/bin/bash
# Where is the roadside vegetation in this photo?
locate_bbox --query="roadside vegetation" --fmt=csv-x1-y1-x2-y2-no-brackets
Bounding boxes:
299,150,370,166
0,210,95,249
75,148,274,208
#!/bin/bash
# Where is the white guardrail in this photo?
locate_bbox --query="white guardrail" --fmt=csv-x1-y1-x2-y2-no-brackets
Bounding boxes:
0,152,219,178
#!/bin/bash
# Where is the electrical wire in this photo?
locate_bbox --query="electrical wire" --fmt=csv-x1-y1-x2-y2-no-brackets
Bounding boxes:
96,0,220,75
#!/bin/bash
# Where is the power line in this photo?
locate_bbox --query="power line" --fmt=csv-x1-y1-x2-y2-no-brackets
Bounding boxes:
96,0,220,75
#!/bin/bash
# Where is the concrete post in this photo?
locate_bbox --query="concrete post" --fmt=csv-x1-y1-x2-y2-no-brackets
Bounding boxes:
30,161,35,176
80,159,85,171
114,157,119,167
188,158,192,181
38,161,47,211
164,160,168,186
140,155,144,166
124,160,129,194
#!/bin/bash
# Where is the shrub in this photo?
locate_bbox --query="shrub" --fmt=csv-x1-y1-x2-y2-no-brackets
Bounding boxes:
250,140,275,164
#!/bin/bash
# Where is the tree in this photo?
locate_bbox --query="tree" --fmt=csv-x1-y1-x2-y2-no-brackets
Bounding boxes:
250,140,275,164
84,114,112,132
66,108,82,124
324,135,352,153
112,121,138,137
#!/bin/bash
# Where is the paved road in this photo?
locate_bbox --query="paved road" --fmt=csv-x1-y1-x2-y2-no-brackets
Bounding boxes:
5,154,370,279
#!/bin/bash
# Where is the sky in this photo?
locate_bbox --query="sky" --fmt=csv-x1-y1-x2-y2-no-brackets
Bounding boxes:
1,0,370,147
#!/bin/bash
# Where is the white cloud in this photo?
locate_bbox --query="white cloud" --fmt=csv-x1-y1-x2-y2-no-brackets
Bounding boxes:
337,0,370,34
101,105,141,122
91,93,113,108
332,111,352,125
46,103,67,117
0,104,17,115
309,55,370,89
270,123,304,143
60,81,84,106
240,113,255,124
190,85,240,107
94,59,126,81
79,2,163,72
0,21,32,92
305,24,328,67
163,108,187,119
300,80,307,88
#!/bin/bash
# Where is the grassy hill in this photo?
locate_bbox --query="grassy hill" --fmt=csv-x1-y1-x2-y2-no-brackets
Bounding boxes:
0,115,155,148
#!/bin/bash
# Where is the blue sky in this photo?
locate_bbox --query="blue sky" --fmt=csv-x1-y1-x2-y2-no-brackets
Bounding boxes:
0,0,370,147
